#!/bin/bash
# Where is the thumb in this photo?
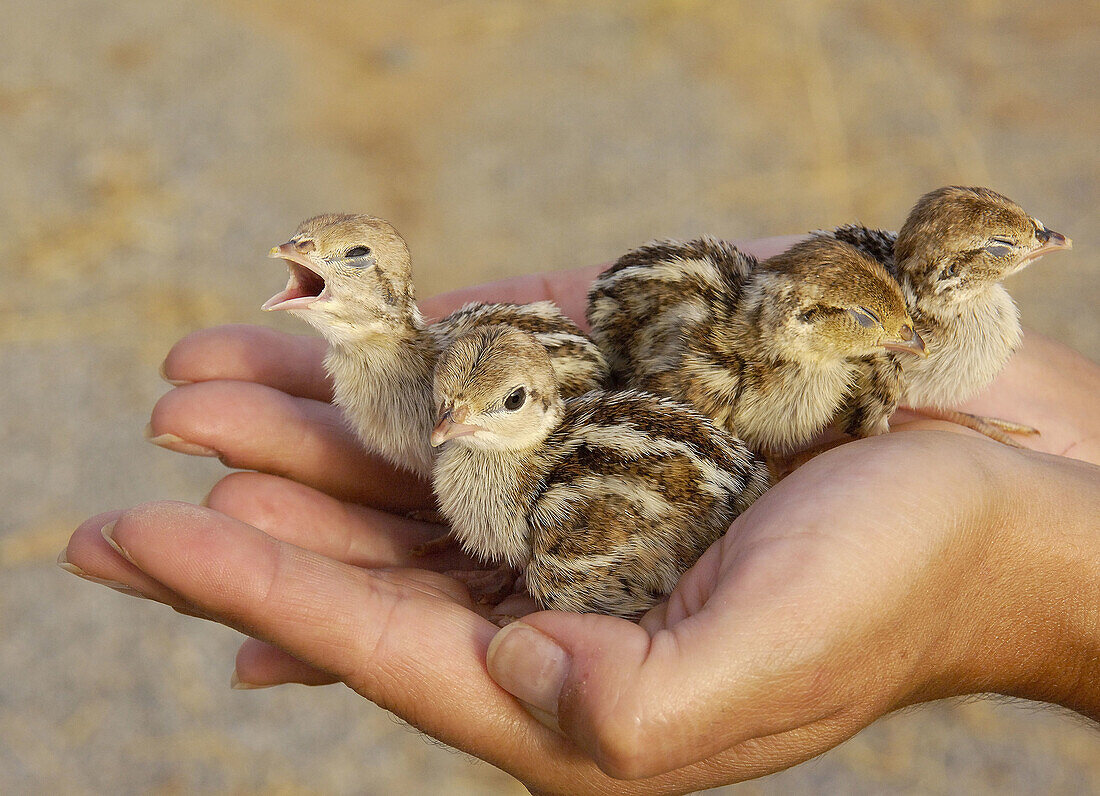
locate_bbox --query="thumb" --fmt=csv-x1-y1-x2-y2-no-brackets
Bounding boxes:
486,603,853,781
485,610,751,781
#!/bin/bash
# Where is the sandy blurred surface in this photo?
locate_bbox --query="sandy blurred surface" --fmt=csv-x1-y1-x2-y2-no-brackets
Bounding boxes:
1,0,1097,792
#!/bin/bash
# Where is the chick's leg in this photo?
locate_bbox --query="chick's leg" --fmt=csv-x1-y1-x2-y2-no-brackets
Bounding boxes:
907,407,1037,447
765,442,845,480
409,528,456,557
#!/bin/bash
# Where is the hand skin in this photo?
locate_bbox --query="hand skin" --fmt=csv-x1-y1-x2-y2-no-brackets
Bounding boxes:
61,235,1100,794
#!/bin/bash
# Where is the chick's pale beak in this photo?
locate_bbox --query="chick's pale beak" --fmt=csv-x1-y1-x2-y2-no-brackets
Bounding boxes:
430,404,483,447
1034,228,1072,252
883,324,928,358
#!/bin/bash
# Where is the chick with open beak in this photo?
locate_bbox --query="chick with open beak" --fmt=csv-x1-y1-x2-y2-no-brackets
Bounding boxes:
263,213,610,481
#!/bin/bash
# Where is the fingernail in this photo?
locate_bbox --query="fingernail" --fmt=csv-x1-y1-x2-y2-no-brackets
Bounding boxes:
56,548,81,574
159,360,192,387
486,622,570,727
231,670,276,690
100,520,138,567
57,552,148,598
144,424,218,457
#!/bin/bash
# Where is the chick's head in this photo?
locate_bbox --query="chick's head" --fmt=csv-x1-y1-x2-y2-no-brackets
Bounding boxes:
895,186,1071,298
263,214,416,343
753,238,926,363
431,326,564,452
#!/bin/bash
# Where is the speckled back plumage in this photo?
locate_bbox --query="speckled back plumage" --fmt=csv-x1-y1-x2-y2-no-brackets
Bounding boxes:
524,391,770,616
433,300,607,399
587,236,917,453
433,388,770,619
588,236,755,386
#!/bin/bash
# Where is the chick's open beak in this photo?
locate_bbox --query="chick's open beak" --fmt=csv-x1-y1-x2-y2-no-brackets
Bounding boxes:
262,241,328,311
883,324,928,357
431,404,483,447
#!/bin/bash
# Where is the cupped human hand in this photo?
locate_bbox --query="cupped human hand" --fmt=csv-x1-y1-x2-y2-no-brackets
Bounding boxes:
62,429,1100,792
60,234,1100,792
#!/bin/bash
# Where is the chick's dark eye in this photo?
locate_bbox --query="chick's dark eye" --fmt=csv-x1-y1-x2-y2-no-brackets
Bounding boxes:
345,246,371,258
503,386,526,411
940,263,957,280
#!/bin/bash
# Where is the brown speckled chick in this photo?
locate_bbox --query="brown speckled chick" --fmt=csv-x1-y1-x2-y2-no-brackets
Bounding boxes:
264,214,608,478
819,186,1072,443
586,236,927,455
430,326,771,620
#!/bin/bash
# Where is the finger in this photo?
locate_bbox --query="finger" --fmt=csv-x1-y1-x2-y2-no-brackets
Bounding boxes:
149,381,433,512
99,502,569,768
486,583,878,781
234,638,339,688
61,511,205,617
162,324,332,401
204,472,474,570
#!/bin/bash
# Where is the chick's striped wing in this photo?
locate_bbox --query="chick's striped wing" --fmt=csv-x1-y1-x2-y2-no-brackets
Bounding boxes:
434,301,608,397
523,391,770,617
586,237,757,388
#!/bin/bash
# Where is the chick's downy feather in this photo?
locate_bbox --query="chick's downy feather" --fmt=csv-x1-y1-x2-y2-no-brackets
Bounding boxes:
431,326,771,619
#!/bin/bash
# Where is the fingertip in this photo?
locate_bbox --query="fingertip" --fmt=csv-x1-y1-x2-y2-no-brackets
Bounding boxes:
159,358,192,387
486,621,571,720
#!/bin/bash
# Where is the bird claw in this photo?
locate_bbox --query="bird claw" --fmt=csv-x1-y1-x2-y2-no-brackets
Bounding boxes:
447,566,518,606
975,414,1040,436
410,529,456,557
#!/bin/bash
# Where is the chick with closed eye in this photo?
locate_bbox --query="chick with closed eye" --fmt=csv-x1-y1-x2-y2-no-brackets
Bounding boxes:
587,235,927,458
430,326,770,620
820,185,1072,445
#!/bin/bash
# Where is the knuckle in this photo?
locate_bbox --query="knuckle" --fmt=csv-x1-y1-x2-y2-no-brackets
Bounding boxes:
203,472,269,524
591,708,654,780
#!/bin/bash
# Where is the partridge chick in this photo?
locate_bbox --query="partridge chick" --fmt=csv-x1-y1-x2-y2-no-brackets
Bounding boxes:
586,236,927,456
430,326,771,619
820,185,1072,443
264,214,608,479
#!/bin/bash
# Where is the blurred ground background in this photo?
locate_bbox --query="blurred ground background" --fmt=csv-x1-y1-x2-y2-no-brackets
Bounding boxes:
1,0,1098,792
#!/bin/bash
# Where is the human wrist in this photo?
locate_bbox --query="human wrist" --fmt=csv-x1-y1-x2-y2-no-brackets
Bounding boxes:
1006,453,1100,717
933,450,1100,717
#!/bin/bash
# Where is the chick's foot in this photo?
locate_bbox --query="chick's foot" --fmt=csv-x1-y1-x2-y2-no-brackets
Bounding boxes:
909,407,1037,447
